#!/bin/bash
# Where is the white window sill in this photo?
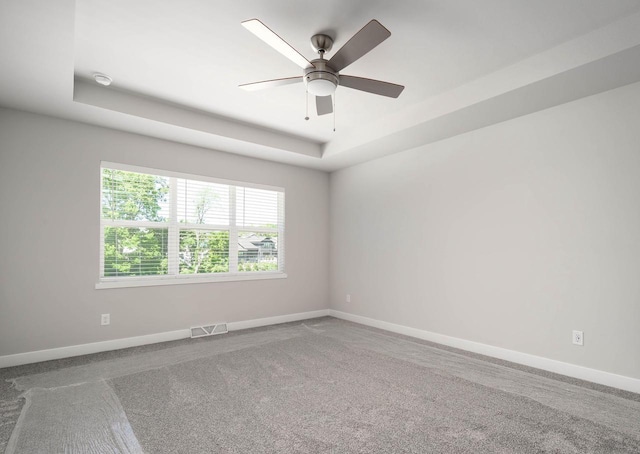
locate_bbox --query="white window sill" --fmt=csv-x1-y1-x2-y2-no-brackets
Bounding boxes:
95,272,287,290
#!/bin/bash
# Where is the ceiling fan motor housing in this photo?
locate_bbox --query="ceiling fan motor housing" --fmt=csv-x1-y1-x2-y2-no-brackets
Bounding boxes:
304,59,339,96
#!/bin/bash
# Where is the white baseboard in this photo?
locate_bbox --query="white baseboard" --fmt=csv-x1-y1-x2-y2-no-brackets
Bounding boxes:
0,309,329,369
0,329,191,369
5,307,637,395
328,309,640,395
227,309,329,331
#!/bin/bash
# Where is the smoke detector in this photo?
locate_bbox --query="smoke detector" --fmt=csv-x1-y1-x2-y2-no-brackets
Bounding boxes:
93,73,112,86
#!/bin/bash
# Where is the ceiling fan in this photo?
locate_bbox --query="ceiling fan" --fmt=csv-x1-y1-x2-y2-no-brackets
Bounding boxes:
240,19,404,117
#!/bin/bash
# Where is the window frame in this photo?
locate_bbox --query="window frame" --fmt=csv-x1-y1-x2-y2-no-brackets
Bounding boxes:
97,161,286,289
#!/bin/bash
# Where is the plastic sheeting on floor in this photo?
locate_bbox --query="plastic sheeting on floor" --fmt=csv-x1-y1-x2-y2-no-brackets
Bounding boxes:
5,381,142,453
4,319,640,453
5,323,311,453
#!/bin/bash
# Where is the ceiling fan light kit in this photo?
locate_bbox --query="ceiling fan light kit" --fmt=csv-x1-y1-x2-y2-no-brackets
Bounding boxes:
240,19,404,120
304,55,338,96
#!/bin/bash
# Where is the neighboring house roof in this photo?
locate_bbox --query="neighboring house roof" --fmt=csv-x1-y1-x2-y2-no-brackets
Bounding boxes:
238,235,277,252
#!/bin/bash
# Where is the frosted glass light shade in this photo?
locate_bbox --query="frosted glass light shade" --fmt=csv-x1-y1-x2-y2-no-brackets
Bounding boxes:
307,78,336,96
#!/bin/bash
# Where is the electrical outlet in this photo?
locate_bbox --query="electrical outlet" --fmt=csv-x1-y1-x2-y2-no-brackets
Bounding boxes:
346,294,351,303
572,330,583,346
101,314,110,326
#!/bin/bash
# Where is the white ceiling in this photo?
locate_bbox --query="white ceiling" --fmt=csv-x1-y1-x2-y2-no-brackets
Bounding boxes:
2,0,640,171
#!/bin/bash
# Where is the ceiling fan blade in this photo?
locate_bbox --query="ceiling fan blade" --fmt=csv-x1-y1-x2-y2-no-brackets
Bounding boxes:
316,95,333,116
242,19,311,69
328,20,391,72
239,76,302,91
339,75,404,98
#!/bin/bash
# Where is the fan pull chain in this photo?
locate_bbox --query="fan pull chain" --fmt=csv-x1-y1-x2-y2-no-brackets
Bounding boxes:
305,88,309,121
333,91,336,132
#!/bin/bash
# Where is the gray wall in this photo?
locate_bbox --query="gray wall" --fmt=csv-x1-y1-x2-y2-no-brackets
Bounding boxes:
0,108,330,356
330,81,640,380
3,80,640,381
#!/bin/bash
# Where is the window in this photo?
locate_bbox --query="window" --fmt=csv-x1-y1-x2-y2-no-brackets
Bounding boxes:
98,162,285,288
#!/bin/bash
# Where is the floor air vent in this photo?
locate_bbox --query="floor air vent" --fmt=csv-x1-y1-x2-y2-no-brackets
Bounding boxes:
190,323,228,339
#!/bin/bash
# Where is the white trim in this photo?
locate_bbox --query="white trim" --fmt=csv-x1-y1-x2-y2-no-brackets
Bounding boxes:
101,160,285,193
99,170,105,278
96,272,287,289
328,310,640,394
228,186,238,273
0,309,329,369
0,329,190,369
277,192,286,273
227,309,329,331
167,176,178,275
101,219,167,228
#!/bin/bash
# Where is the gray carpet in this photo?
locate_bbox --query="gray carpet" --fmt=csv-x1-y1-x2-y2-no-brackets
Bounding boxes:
2,317,640,453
